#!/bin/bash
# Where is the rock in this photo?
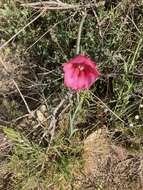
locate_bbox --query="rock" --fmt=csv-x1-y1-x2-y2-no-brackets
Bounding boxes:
36,110,45,123
40,105,47,113
82,128,143,190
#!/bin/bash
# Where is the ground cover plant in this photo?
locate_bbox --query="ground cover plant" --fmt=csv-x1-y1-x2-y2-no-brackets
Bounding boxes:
0,0,143,189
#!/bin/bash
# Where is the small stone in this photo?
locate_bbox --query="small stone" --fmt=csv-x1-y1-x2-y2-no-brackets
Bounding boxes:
40,105,47,113
36,110,45,123
104,108,109,113
140,104,143,108
135,115,139,120
129,123,134,127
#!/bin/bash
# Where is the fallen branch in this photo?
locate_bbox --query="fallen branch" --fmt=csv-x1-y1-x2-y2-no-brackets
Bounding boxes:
21,0,104,10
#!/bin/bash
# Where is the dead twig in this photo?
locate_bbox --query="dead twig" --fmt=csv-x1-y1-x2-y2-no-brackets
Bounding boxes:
90,91,126,124
21,0,67,7
45,92,73,152
21,1,104,10
129,72,143,77
0,58,34,117
49,93,72,131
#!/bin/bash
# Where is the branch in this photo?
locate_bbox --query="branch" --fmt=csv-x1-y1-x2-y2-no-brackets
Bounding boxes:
21,1,104,10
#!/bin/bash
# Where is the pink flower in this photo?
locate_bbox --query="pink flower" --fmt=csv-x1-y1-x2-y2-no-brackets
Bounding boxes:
63,54,101,90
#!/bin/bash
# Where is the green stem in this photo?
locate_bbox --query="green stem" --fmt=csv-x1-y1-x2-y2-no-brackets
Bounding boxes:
76,11,87,55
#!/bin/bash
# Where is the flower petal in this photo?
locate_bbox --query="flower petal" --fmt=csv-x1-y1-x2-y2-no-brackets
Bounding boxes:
76,71,87,90
63,54,101,90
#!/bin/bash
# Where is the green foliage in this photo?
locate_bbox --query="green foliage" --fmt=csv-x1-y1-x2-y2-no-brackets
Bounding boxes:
3,128,82,189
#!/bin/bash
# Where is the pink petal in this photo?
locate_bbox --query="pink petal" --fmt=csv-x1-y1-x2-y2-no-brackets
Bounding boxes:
63,54,101,90
74,71,87,90
64,72,75,87
68,54,97,69
63,62,73,72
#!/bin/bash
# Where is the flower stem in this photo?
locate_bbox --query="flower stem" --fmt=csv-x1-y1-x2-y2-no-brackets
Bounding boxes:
76,11,87,55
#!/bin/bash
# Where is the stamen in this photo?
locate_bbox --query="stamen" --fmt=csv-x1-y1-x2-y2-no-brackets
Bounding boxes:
78,65,84,71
